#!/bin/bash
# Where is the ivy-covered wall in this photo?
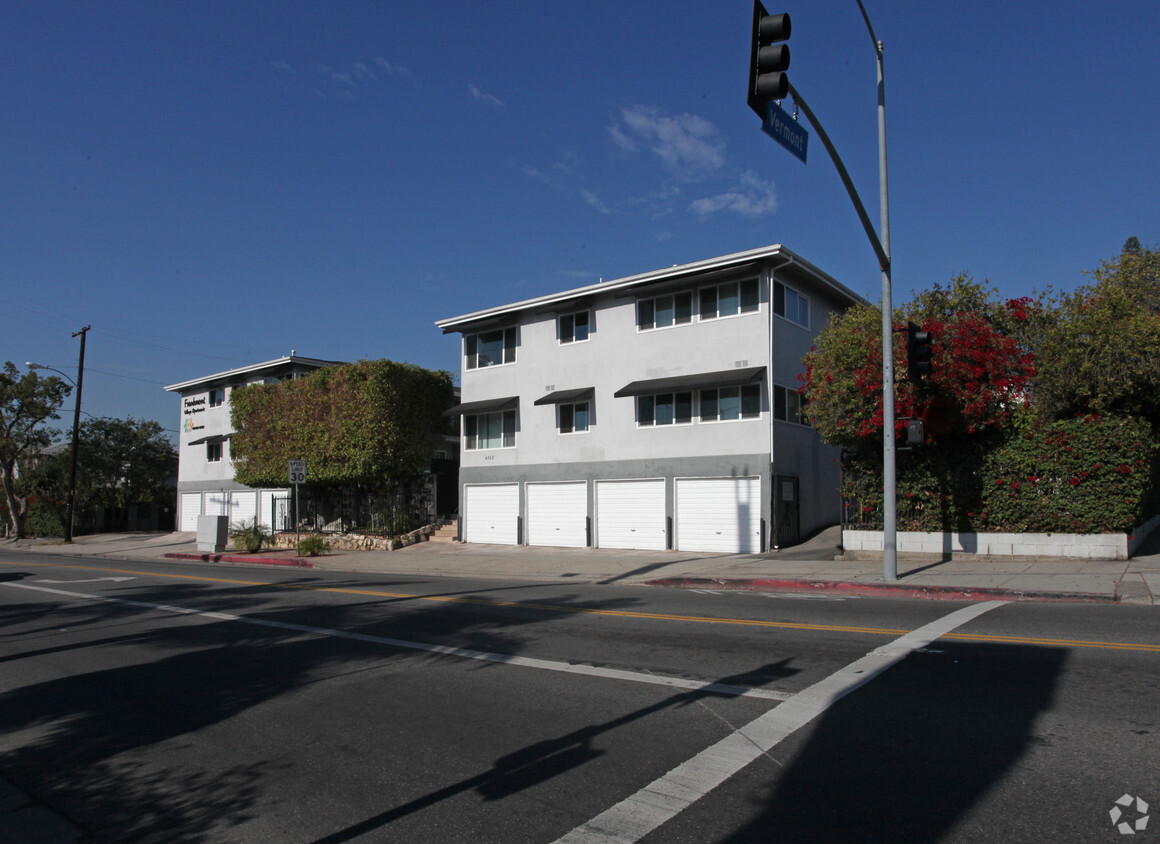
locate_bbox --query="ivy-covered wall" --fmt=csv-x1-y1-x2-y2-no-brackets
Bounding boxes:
229,360,454,488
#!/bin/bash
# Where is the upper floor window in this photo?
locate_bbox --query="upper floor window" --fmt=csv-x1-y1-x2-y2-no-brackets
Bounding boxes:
700,385,761,422
209,387,225,407
559,311,590,344
207,442,223,462
466,327,517,369
637,292,693,331
637,392,693,426
700,279,760,320
774,281,809,329
464,410,516,450
773,384,808,425
558,401,590,434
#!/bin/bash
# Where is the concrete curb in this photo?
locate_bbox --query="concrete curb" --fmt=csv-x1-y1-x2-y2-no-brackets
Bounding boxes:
163,552,315,569
643,576,1120,604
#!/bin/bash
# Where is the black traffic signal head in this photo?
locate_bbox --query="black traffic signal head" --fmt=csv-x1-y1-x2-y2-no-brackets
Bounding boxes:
748,2,791,119
906,321,933,382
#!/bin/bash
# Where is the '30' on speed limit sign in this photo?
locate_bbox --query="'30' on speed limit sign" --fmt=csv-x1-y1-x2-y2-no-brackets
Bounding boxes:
288,460,306,484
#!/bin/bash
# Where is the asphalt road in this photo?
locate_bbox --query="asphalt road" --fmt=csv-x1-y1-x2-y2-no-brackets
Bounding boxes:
1,553,1157,843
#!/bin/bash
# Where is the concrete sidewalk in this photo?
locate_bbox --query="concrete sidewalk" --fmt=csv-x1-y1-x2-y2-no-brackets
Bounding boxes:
5,526,1158,604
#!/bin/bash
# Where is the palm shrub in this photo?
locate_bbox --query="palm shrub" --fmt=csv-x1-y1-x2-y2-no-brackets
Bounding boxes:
229,518,271,553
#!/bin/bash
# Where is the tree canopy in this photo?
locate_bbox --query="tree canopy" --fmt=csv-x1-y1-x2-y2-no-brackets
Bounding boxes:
229,359,454,488
0,362,71,537
800,242,1160,533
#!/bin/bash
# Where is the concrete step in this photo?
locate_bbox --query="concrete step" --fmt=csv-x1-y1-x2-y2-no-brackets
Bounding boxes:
428,520,459,543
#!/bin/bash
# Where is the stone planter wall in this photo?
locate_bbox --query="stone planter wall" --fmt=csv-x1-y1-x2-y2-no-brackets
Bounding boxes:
270,522,441,553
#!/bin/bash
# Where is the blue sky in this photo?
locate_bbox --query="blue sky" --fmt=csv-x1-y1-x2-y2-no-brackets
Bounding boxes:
4,0,1157,437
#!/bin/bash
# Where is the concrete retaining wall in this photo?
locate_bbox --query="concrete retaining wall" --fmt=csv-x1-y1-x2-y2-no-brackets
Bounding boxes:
844,515,1160,560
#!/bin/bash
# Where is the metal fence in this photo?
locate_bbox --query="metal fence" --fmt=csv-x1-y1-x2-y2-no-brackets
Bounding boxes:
272,475,438,537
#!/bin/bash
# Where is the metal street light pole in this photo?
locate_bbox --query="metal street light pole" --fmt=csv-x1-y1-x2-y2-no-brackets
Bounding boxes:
856,0,897,581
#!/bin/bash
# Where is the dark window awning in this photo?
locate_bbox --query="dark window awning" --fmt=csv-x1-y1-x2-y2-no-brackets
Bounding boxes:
533,387,594,406
613,366,765,398
187,433,232,446
442,396,519,417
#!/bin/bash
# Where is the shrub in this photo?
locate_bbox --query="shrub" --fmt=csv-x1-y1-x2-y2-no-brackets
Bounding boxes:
229,518,271,553
296,534,329,557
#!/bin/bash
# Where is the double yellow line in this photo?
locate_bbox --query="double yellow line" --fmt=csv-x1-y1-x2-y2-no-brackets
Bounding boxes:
4,560,1158,653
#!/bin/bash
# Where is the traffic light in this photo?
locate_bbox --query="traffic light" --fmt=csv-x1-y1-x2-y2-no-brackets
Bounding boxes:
906,322,933,382
747,1,791,120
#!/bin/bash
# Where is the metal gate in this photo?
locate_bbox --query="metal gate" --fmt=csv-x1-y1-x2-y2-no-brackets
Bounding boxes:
772,474,800,549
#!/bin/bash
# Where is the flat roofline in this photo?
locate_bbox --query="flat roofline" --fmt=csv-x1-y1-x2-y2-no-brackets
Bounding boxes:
434,244,869,333
164,355,344,392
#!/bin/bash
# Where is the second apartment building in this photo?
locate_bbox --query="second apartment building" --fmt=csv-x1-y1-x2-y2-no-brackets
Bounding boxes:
436,244,867,553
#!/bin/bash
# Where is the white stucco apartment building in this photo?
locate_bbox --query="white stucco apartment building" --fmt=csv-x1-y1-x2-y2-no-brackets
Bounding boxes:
436,244,868,553
164,355,343,532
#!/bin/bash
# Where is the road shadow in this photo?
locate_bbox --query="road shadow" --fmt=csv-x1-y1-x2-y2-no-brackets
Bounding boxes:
719,641,1066,842
0,577,650,842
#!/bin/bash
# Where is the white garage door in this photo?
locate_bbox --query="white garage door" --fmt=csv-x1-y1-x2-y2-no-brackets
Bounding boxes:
180,493,202,532
464,484,519,545
230,491,257,528
527,482,588,548
596,479,666,550
676,477,762,553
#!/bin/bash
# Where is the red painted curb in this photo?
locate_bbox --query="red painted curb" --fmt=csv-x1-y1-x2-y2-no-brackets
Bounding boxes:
643,576,1116,604
164,552,315,569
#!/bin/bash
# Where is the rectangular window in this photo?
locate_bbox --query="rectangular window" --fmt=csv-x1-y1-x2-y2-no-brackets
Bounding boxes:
207,442,223,462
209,388,225,408
464,410,516,450
637,292,693,330
700,279,760,320
773,384,807,425
560,310,590,344
700,385,761,422
637,392,692,426
466,327,517,369
559,401,590,434
774,281,809,328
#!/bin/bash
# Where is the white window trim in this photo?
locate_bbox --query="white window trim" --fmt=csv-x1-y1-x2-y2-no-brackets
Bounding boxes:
774,281,810,330
558,310,591,345
465,327,518,370
635,292,695,333
635,392,695,428
699,384,763,423
557,401,591,435
464,409,517,451
697,278,762,323
773,383,809,426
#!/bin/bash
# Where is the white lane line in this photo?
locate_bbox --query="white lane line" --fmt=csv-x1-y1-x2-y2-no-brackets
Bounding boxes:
0,581,792,702
554,600,1006,844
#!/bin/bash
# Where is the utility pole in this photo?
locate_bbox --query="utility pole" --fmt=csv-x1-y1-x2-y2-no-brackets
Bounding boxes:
64,325,90,543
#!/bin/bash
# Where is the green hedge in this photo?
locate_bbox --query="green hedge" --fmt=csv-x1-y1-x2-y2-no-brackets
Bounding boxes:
844,414,1159,534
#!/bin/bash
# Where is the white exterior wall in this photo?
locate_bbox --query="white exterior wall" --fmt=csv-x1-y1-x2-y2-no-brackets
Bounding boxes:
459,280,773,470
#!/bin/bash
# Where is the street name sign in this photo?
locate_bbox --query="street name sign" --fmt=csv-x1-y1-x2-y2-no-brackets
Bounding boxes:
762,101,808,164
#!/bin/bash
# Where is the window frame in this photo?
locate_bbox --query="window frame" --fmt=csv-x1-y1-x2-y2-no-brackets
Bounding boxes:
465,327,517,370
700,384,762,422
637,291,694,332
699,278,760,321
558,401,590,434
559,310,591,345
773,281,810,329
208,387,225,408
636,391,693,427
773,384,808,426
464,409,517,450
206,441,223,462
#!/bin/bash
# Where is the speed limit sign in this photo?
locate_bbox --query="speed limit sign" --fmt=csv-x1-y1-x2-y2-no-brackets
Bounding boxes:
288,460,306,484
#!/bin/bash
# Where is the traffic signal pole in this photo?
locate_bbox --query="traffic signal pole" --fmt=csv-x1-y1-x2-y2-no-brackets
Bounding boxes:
749,0,898,580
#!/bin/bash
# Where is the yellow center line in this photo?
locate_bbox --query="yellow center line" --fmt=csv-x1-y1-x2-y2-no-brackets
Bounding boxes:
4,559,1158,653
